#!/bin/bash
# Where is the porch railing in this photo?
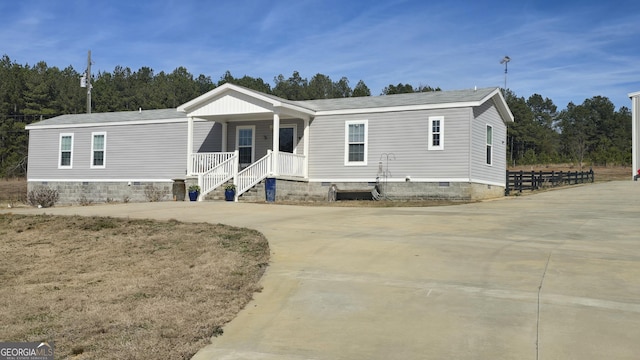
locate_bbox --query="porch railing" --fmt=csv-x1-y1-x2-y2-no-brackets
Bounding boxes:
277,152,305,177
190,152,236,174
198,151,238,200
236,150,272,200
191,150,307,201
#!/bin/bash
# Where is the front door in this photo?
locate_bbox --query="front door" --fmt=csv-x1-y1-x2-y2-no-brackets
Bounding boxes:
279,125,296,153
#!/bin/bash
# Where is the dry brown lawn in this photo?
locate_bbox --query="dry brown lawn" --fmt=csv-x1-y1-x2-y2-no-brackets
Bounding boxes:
0,214,269,359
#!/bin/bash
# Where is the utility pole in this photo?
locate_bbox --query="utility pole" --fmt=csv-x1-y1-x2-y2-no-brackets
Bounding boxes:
86,50,92,114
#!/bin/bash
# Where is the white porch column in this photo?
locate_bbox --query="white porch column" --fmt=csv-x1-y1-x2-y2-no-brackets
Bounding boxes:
187,116,194,175
221,121,228,152
303,117,310,178
272,112,280,176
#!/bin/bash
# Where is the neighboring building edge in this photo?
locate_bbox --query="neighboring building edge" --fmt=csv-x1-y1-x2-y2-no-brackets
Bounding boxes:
630,91,640,180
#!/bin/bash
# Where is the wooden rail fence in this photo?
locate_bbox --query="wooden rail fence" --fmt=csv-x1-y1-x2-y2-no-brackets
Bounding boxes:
505,169,594,195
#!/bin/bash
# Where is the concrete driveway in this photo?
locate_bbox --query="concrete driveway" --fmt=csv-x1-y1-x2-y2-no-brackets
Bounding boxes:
5,181,640,359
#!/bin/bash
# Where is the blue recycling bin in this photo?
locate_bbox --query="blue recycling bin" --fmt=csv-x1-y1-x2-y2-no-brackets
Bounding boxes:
265,178,276,202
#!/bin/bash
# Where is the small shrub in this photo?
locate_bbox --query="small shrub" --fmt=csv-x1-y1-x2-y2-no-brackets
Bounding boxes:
27,186,59,208
79,195,93,206
122,196,130,203
144,184,168,202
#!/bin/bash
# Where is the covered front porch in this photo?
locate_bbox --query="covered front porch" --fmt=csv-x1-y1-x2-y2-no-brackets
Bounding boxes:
178,83,314,201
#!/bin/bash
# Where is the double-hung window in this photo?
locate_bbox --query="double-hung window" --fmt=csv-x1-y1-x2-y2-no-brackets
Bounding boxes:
91,132,106,168
428,116,444,150
59,133,74,169
486,125,493,165
345,120,368,165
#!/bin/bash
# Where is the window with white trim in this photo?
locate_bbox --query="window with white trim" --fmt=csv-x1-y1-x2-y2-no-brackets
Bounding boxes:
345,120,368,165
58,133,74,169
428,116,444,150
236,126,255,166
91,132,106,168
486,124,493,165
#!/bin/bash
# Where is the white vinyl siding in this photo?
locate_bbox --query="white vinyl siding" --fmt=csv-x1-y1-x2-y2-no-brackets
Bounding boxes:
486,125,493,165
308,109,470,180
428,116,444,150
470,102,506,185
58,133,74,169
236,125,255,166
91,132,106,168
28,121,216,181
345,120,368,166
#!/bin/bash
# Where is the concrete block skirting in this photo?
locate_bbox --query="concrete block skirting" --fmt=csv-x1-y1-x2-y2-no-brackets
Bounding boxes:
27,181,176,205
28,179,505,205
242,178,505,202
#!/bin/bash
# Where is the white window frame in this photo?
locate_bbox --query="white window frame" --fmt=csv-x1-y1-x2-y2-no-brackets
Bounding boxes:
58,133,74,169
236,125,255,166
428,116,444,151
486,124,493,166
90,132,107,169
344,120,368,166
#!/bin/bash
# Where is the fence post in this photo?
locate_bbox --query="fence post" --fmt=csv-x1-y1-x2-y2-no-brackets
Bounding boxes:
590,168,594,182
530,170,535,190
505,170,510,195
518,170,523,193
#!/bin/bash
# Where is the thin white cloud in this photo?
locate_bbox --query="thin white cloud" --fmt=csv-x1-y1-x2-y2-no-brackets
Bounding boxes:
0,0,638,109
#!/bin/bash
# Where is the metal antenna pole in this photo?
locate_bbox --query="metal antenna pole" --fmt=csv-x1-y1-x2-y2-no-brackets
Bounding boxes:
500,56,511,91
86,50,92,114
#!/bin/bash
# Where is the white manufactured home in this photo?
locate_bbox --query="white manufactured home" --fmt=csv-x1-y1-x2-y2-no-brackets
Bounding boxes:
26,84,514,203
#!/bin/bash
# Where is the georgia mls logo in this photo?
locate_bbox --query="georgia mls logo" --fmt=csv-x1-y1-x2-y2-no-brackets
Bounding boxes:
0,341,54,360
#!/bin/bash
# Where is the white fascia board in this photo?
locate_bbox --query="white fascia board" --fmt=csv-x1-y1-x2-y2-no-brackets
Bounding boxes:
25,117,202,130
469,178,507,187
314,101,481,117
484,89,514,123
629,91,640,98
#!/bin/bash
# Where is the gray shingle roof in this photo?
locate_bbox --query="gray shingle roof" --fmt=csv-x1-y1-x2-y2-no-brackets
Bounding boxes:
295,87,498,111
28,87,504,128
27,108,185,128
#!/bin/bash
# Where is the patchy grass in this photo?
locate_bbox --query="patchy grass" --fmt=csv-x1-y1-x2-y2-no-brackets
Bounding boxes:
0,214,269,359
0,178,27,207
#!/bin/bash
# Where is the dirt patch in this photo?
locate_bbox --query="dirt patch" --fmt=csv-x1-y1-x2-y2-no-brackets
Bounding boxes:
0,214,269,359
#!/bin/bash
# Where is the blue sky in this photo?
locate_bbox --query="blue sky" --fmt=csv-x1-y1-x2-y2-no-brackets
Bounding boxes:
1,0,638,110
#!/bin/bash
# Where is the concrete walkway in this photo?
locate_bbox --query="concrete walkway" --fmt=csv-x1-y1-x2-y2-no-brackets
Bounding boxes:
5,181,640,359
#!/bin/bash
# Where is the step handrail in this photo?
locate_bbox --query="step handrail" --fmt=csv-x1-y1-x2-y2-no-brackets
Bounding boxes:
198,151,238,200
235,150,272,200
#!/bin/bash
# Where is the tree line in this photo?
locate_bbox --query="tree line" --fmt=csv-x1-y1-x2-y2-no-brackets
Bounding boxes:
505,90,631,168
0,54,632,178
